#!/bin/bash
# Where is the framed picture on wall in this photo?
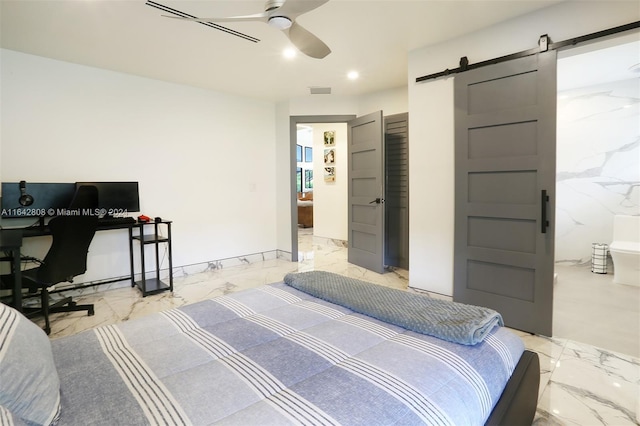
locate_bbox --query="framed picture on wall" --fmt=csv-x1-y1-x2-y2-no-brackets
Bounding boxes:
324,167,335,182
323,130,335,146
305,146,313,162
305,170,313,189
324,148,335,165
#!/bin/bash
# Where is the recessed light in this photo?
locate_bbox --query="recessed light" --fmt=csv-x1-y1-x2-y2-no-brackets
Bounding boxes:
347,71,359,80
283,48,297,59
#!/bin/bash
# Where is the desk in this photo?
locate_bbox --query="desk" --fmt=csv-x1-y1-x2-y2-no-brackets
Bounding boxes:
21,219,136,237
0,229,24,312
2,219,135,310
3,218,173,304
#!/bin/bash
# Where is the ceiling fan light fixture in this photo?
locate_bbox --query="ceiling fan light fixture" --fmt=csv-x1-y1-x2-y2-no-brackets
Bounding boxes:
268,16,292,30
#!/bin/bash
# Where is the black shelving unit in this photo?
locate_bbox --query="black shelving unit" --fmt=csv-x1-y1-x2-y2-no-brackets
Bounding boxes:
129,220,173,296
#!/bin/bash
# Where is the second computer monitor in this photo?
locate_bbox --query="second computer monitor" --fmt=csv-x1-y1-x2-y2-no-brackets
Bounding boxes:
76,182,140,215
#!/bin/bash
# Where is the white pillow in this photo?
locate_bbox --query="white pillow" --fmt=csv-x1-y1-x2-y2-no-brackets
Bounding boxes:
0,303,61,425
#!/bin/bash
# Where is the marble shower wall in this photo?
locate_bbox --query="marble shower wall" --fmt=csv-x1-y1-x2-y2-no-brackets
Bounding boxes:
555,78,639,264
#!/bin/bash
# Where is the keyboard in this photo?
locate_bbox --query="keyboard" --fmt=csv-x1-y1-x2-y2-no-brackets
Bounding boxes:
97,216,136,226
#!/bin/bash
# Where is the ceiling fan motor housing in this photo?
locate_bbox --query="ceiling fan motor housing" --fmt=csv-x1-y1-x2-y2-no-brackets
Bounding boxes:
265,0,285,12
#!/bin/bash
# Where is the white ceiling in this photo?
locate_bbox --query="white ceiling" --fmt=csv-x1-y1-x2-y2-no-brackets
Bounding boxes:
0,0,567,102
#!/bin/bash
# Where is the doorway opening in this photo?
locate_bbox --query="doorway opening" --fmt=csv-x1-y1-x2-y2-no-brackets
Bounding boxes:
554,33,640,357
289,115,355,263
294,121,349,262
289,113,410,274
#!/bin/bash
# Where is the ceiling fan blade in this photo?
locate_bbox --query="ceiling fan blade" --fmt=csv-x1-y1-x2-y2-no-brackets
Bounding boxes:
287,21,331,59
276,0,329,20
163,12,268,24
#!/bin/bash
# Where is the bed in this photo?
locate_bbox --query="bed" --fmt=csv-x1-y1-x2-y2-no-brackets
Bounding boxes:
0,271,540,426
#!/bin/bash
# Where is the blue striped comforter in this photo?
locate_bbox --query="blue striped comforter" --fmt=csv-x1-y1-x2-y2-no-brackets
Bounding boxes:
51,282,524,425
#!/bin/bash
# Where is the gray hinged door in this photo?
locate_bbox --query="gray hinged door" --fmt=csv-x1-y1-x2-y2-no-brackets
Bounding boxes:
348,111,385,273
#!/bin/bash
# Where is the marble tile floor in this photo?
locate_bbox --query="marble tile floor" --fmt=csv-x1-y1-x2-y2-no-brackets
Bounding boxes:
36,229,639,425
553,263,640,359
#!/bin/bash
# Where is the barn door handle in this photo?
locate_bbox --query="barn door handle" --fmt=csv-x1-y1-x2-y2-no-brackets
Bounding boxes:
541,190,549,233
369,198,382,204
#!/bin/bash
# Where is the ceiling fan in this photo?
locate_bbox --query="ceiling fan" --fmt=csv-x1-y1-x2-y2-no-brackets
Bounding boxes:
163,0,331,59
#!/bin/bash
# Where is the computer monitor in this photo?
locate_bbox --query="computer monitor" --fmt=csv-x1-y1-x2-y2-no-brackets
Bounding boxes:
1,182,77,218
75,182,140,216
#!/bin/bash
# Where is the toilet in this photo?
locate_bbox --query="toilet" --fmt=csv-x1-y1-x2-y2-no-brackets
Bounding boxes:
610,215,640,287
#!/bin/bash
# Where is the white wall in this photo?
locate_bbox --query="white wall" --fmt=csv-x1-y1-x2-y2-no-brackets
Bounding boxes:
556,77,640,264
288,96,360,117
311,123,348,241
1,49,278,282
357,86,408,117
408,1,640,295
286,87,407,118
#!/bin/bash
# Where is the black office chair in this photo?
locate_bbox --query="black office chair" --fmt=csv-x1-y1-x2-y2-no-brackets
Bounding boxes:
0,185,99,334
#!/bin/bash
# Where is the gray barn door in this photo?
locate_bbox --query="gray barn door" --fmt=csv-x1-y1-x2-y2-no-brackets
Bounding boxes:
348,111,385,273
453,52,557,336
385,113,409,269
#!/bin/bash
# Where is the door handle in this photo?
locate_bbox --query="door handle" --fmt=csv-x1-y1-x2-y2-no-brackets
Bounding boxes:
369,198,382,204
541,190,549,233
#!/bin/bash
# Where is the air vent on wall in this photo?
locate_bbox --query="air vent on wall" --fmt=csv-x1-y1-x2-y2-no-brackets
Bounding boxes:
309,87,331,95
